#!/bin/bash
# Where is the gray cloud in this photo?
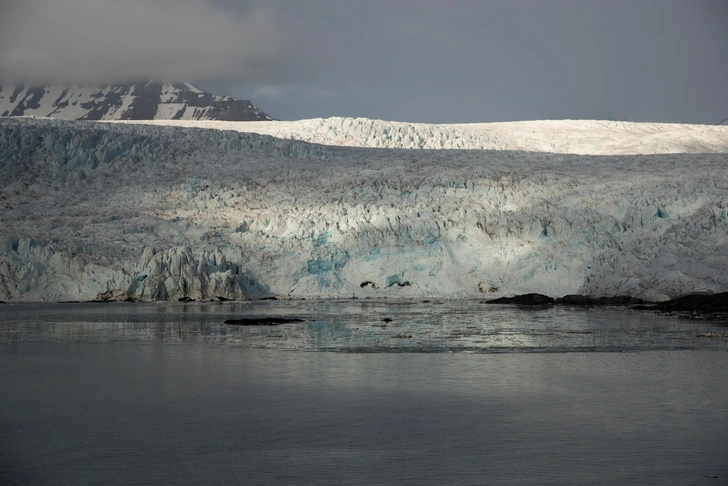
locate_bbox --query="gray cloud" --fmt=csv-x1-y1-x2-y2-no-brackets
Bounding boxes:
206,0,728,124
0,0,285,84
1,0,726,124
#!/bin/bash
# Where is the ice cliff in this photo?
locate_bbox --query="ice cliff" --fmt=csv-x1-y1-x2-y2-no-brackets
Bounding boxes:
1,116,727,302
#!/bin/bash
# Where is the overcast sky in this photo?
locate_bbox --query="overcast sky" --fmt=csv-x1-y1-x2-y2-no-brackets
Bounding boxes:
1,0,727,123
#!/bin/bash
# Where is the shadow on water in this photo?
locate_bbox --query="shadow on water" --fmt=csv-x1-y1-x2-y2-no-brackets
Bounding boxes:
1,300,727,352
1,301,728,485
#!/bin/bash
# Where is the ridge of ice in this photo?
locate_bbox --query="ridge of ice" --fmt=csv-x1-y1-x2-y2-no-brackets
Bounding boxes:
111,117,728,155
1,116,727,302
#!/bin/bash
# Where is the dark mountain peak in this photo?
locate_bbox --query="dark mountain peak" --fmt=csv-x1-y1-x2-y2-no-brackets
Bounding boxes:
0,81,273,121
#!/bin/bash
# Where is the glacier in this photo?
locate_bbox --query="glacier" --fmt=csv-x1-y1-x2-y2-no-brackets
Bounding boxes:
1,116,728,302
113,117,728,155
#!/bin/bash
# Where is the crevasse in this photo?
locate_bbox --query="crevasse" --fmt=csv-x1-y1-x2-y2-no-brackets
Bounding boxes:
1,117,727,302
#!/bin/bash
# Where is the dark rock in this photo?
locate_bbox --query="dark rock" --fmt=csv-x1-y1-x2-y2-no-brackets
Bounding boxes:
486,293,555,305
381,317,393,323
360,281,377,289
631,305,655,311
178,296,195,302
1,81,274,121
555,295,594,306
478,282,500,293
94,290,120,302
0,300,6,304
224,317,305,326
555,295,643,306
123,297,137,303
601,296,644,306
645,292,728,313
216,296,231,302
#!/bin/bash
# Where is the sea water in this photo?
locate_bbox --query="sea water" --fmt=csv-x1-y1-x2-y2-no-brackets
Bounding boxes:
1,301,727,485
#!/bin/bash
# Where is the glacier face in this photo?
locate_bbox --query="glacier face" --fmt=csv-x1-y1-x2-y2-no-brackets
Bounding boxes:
1,116,727,302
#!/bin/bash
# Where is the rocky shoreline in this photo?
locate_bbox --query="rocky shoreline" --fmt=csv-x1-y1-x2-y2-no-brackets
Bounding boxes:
2,292,727,324
485,292,728,320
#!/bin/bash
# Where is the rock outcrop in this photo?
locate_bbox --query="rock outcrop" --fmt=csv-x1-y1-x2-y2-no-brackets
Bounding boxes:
0,81,273,121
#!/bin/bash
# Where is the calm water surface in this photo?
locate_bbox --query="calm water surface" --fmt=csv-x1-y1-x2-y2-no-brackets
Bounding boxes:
1,301,727,485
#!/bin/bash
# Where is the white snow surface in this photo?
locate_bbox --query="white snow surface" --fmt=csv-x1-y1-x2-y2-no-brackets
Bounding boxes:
1,116,727,302
113,117,728,155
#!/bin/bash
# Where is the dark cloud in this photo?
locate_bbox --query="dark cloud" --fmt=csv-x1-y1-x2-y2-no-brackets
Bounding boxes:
207,0,728,123
1,0,726,123
0,0,285,84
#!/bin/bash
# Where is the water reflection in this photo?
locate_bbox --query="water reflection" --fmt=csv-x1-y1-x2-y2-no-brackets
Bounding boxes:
1,300,727,352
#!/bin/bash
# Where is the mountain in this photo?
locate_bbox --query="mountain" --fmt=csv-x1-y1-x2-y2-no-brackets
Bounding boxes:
0,81,273,121
1,116,728,302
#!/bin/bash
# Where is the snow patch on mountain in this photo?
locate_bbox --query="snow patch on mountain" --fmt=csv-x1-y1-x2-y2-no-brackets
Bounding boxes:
0,82,273,121
1,116,727,302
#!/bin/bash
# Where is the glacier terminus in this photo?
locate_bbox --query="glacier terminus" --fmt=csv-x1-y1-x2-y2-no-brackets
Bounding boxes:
1,116,727,302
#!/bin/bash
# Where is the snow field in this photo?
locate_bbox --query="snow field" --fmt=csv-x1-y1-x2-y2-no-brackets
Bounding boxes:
112,117,728,155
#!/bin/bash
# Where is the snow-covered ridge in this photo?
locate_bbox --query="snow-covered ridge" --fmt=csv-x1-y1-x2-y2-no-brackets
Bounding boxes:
1,116,727,302
0,81,273,121
113,117,728,155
